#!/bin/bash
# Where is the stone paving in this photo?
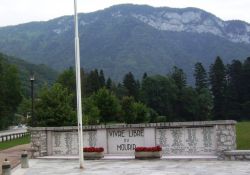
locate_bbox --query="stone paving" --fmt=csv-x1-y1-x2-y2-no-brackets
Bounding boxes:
12,159,250,175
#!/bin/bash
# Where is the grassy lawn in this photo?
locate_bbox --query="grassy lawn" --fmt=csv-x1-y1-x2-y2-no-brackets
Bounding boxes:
236,122,250,150
0,135,30,151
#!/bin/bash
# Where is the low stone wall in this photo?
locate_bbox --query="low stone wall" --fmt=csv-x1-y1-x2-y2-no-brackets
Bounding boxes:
29,120,236,159
223,150,250,161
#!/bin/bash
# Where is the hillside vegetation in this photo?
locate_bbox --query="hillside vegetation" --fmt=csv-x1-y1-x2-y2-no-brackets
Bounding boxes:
1,53,58,96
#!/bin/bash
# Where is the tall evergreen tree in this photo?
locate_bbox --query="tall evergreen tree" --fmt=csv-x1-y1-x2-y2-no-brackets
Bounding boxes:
209,57,227,120
196,88,213,121
194,62,208,92
142,72,148,80
86,69,101,96
226,60,243,120
115,83,127,99
170,66,187,90
123,72,139,100
170,66,189,121
99,70,105,88
241,57,250,119
242,57,250,102
106,77,112,90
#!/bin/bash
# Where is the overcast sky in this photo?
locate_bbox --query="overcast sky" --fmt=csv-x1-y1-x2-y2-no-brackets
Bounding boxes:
1,0,250,27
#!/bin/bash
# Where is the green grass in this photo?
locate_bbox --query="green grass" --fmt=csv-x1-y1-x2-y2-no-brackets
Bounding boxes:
0,135,30,151
236,122,250,150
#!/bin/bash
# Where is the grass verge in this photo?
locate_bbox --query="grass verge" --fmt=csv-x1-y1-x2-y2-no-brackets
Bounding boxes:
236,122,250,150
0,135,30,151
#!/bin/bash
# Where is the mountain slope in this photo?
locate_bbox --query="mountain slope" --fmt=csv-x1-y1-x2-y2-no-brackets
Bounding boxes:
0,53,58,96
0,4,250,81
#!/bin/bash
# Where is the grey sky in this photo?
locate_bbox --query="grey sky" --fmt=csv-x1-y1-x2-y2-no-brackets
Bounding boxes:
0,0,250,27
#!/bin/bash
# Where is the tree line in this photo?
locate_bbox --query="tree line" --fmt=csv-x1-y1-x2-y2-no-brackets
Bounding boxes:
1,53,249,128
22,56,250,126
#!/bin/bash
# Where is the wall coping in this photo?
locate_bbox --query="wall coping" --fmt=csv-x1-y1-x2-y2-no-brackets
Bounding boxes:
29,120,236,131
224,150,250,156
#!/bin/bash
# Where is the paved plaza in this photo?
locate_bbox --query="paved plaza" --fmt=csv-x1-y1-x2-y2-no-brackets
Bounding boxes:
0,144,31,174
12,159,250,175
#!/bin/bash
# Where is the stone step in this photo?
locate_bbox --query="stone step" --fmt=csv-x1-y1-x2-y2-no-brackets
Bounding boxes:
37,155,218,161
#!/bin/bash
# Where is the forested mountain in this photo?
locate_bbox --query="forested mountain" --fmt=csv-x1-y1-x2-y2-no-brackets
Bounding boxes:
0,53,58,96
0,4,250,81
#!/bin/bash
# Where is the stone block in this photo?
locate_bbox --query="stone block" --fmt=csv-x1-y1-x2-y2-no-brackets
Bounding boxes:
220,137,226,142
236,155,244,160
245,156,250,160
224,141,233,146
230,156,235,160
222,130,229,135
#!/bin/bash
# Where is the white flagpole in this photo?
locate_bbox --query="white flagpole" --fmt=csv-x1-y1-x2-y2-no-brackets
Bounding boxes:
74,0,84,169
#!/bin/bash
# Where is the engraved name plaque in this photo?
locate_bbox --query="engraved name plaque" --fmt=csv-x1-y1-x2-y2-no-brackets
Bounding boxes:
156,127,216,155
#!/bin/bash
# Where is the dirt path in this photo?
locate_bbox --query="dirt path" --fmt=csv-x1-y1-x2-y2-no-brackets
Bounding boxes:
0,144,31,174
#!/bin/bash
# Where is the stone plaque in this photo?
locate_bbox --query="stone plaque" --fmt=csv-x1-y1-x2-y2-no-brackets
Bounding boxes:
52,130,97,155
156,127,216,155
107,128,144,154
52,132,78,155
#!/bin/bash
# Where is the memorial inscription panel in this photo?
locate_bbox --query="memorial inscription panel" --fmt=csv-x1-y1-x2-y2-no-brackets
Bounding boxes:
156,127,216,155
52,131,97,155
107,128,144,154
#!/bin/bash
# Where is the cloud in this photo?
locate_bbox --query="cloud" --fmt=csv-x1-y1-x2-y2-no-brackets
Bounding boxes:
0,0,250,27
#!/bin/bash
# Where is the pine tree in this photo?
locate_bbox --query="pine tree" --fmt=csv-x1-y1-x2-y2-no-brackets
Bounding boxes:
170,66,187,90
99,70,105,88
226,60,243,120
242,57,250,102
242,57,250,119
106,77,112,90
123,72,139,100
209,57,227,120
142,72,148,80
194,62,208,92
86,69,101,95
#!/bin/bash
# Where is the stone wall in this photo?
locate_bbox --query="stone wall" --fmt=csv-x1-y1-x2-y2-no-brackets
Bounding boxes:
30,130,47,157
223,150,250,161
29,120,236,158
216,124,237,159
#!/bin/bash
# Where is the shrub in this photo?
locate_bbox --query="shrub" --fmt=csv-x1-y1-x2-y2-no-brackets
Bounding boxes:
83,147,104,152
135,146,162,152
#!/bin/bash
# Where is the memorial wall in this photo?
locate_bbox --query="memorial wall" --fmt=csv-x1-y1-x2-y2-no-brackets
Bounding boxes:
156,127,216,155
30,120,236,158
